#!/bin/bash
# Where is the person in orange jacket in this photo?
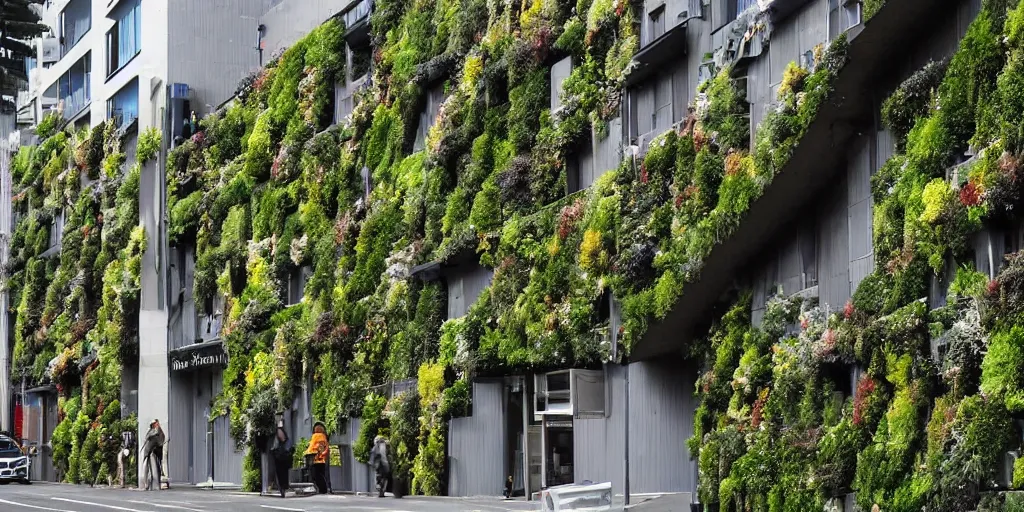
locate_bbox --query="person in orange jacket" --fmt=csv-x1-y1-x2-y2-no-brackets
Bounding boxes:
305,422,330,494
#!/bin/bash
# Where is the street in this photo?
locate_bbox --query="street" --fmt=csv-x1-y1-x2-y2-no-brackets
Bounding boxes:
0,483,546,512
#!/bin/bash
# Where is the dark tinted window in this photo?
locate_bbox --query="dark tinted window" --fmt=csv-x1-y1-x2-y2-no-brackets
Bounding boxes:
0,438,21,457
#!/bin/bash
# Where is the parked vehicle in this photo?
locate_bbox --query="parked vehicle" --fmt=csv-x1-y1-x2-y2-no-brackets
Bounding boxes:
0,435,30,484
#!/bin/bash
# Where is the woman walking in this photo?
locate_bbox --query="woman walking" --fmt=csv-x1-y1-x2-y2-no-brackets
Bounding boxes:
304,422,330,494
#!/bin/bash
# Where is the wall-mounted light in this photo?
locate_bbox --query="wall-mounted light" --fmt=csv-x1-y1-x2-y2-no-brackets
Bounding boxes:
256,24,267,66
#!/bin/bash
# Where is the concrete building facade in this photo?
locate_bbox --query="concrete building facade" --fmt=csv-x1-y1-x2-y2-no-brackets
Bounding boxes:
0,0,1000,505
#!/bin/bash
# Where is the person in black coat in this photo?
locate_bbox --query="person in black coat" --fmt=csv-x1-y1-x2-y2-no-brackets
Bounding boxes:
270,426,292,497
368,435,391,498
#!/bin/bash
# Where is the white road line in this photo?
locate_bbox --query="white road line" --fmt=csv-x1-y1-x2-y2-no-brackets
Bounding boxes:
0,497,79,511
126,500,205,511
259,506,306,512
52,497,153,512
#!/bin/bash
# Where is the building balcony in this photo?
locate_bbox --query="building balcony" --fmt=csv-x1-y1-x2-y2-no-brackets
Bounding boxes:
630,0,961,360
761,0,814,21
626,22,689,87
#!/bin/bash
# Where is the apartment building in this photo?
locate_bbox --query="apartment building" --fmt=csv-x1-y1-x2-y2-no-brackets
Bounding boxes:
6,0,276,484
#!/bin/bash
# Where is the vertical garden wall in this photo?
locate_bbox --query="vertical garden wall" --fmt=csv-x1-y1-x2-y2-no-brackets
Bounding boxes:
165,0,852,495
6,116,159,485
687,0,1024,510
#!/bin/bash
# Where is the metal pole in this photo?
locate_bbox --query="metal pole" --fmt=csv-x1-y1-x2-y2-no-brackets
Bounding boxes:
522,376,529,500
207,374,215,483
540,416,547,491
624,363,630,506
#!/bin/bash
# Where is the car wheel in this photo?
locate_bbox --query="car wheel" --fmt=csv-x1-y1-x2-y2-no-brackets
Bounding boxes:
0,480,10,485
18,479,30,485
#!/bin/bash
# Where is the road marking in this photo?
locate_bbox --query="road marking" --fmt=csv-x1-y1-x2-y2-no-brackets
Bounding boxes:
0,498,79,511
52,497,153,512
127,500,205,511
259,506,305,512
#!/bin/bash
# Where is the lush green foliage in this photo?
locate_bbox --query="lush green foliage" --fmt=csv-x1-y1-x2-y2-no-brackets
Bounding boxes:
7,118,157,485
689,1,1024,509
163,0,849,495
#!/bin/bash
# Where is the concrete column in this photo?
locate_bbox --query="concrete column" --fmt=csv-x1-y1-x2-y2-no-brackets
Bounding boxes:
0,138,11,432
136,98,169,484
138,310,169,486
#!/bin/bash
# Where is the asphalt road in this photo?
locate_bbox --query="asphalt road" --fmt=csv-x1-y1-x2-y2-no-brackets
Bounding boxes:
0,483,545,512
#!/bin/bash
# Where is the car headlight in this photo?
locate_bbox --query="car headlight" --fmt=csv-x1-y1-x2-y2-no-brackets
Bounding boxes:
12,457,27,468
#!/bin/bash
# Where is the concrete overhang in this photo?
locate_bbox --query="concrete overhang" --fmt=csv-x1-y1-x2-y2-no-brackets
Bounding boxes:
410,244,479,282
626,23,689,87
630,0,958,360
764,0,815,22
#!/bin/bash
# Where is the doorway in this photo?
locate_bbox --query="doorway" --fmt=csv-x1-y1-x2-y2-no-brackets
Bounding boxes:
544,420,574,488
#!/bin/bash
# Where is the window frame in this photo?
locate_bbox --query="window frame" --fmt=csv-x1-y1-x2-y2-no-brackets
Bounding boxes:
106,78,140,130
106,0,142,79
56,53,92,120
59,0,92,57
647,5,666,46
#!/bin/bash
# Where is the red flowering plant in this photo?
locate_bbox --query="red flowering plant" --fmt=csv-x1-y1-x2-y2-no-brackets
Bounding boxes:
988,278,1000,296
958,178,982,207
852,375,887,428
556,199,585,240
751,387,769,429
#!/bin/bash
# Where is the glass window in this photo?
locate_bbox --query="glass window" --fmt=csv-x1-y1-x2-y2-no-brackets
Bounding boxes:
734,0,757,16
800,222,818,288
652,73,673,132
107,0,142,77
0,438,21,457
107,79,139,129
59,0,92,57
57,53,91,120
647,6,666,46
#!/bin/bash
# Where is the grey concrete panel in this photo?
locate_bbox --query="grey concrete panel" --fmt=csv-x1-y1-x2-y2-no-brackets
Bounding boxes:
448,381,506,497
258,0,354,60
168,0,273,113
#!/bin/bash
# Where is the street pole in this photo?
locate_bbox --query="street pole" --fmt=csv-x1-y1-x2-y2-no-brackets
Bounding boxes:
623,363,630,506
522,376,529,500
207,374,215,484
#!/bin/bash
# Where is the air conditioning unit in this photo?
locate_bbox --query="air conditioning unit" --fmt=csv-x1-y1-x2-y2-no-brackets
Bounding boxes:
534,369,605,419
41,37,58,64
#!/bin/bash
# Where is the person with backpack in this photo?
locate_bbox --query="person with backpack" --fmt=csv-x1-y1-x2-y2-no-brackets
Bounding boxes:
368,435,391,498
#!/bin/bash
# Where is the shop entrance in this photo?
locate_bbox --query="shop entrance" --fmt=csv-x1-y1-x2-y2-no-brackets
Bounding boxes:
542,419,574,488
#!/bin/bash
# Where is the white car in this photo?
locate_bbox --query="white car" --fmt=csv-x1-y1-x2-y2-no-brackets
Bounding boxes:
0,436,30,484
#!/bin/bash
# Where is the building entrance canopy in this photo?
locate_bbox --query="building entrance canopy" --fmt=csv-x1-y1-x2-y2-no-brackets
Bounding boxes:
168,339,228,373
